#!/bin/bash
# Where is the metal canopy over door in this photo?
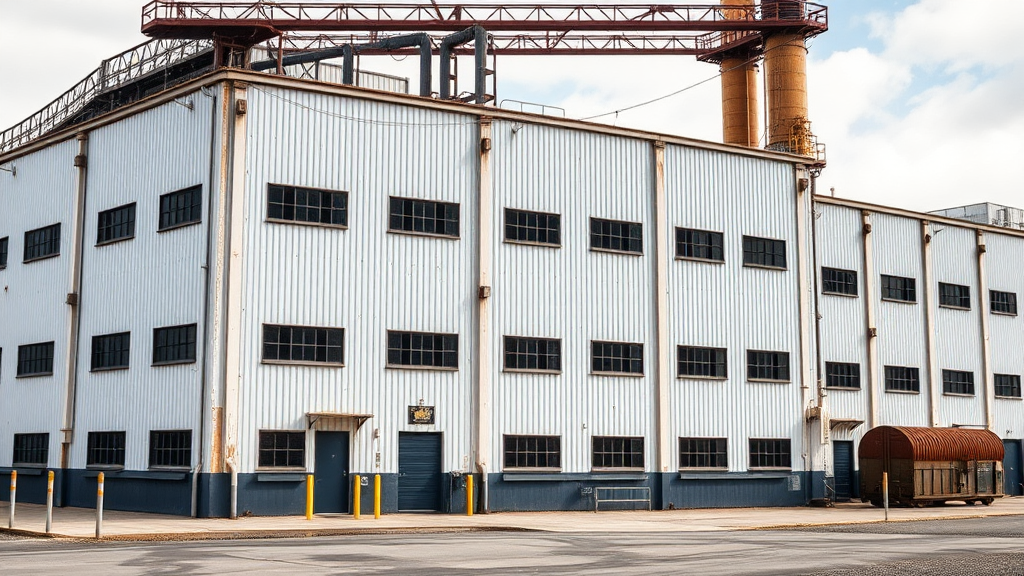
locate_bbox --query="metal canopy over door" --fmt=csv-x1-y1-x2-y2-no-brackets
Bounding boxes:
398,432,442,512
1004,440,1023,496
833,441,854,501
314,431,350,513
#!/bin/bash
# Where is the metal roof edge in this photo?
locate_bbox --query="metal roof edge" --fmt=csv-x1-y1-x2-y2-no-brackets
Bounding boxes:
815,195,1024,240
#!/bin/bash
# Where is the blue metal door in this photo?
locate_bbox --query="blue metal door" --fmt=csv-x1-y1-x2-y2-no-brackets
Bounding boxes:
398,432,442,512
833,441,854,501
314,431,350,513
1004,440,1022,496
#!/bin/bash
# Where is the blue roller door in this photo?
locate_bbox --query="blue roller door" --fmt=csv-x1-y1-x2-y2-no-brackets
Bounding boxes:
398,432,442,512
1004,440,1022,496
833,441,854,501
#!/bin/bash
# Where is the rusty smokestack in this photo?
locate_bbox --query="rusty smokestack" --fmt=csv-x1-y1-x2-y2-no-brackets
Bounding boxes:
762,0,812,155
720,0,759,147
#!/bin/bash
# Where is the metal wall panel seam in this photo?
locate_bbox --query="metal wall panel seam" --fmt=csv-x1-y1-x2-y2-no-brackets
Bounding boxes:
922,221,939,426
652,141,670,474
475,116,493,511
862,211,879,428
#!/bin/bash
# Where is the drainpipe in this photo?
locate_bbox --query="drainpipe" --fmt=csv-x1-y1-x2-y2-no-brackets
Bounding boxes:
652,141,671,485
976,231,994,430
921,221,939,427
794,169,814,498
474,117,493,513
439,26,490,104
862,211,879,429
226,456,238,519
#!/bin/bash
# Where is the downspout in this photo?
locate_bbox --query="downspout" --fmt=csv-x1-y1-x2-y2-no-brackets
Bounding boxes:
921,221,939,427
862,211,879,429
794,168,813,499
976,231,994,430
809,178,825,410
474,117,493,513
652,142,671,486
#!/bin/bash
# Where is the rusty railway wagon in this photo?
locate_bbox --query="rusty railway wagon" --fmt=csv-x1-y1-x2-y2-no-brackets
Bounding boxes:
859,426,1005,507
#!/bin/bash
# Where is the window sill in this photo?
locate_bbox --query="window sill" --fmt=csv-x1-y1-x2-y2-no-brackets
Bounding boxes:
86,466,125,473
822,291,859,298
674,256,725,265
9,465,46,472
995,395,1023,401
677,375,727,381
261,360,345,368
942,392,975,398
824,386,862,391
747,467,792,472
266,218,349,231
591,468,645,473
90,366,129,373
503,238,561,249
590,371,645,378
677,468,728,474
679,471,792,480
885,389,920,395
16,372,54,379
747,379,791,384
589,247,643,257
158,220,202,234
152,360,197,367
23,253,60,264
95,236,134,248
743,263,787,271
991,311,1018,317
502,472,646,482
387,229,459,240
385,364,458,372
256,472,307,482
939,305,971,311
881,298,917,304
501,468,562,474
0,265,7,271
503,368,561,375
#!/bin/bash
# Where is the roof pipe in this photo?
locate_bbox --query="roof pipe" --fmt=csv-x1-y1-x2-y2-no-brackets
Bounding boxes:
439,26,490,104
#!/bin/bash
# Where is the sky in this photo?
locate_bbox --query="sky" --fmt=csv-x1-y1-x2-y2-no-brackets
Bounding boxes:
0,0,1021,213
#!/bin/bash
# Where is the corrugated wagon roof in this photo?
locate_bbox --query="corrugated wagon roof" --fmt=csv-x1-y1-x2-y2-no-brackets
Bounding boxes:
860,426,1004,462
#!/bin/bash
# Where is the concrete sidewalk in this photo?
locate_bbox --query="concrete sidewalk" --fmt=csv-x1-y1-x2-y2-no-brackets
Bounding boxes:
2,498,1024,540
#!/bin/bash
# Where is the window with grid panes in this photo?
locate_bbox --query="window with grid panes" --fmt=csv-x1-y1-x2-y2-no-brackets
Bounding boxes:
388,197,459,237
746,350,790,381
91,332,130,371
592,436,644,469
387,331,458,368
939,282,971,309
503,435,561,469
884,365,920,392
258,431,305,468
13,433,48,466
158,185,202,230
822,267,858,296
17,342,54,377
677,346,727,378
881,274,916,302
679,438,727,469
590,217,642,254
675,228,724,262
149,430,192,468
503,336,561,372
991,290,1018,315
742,235,786,269
504,208,561,246
87,431,126,468
749,438,791,468
995,374,1022,398
825,362,861,389
262,325,344,365
23,223,60,262
0,236,8,269
152,324,197,365
267,184,348,227
96,203,136,245
942,369,975,395
591,341,643,375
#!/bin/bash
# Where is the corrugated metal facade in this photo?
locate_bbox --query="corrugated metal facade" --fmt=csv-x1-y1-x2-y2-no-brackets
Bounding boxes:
986,232,1024,436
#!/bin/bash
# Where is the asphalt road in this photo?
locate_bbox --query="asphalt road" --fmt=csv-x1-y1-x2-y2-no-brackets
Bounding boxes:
1,516,1023,575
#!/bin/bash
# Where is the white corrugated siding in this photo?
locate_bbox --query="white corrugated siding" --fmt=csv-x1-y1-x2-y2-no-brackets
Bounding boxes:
986,232,1024,436
282,62,410,94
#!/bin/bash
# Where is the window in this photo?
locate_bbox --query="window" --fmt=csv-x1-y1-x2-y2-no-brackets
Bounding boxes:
590,217,642,254
267,184,348,228
675,228,724,262
153,324,197,365
825,362,860,389
991,290,1018,315
388,197,459,237
881,274,916,303
17,342,54,377
679,437,727,469
13,433,48,466
96,203,136,245
995,374,1022,398
591,341,644,375
677,346,727,379
258,431,305,468
87,431,126,468
749,438,791,469
91,332,130,371
822,267,858,296
742,235,786,269
939,282,971,309
746,350,790,381
386,331,458,369
262,325,344,365
504,208,560,246
158,185,202,231
0,236,8,269
592,436,644,469
503,435,561,470
942,369,975,395
503,336,561,372
149,430,192,468
23,223,60,262
884,365,920,393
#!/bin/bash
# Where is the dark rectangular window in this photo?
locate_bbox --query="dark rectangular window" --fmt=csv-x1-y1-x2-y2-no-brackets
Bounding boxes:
13,433,49,466
17,342,54,377
504,208,561,246
746,350,790,381
592,436,644,469
590,217,642,254
881,274,916,302
149,430,192,468
679,437,727,469
742,235,786,269
942,369,975,395
23,223,60,262
87,431,126,468
591,341,644,375
995,374,1022,398
884,365,920,392
387,331,458,369
822,267,858,296
677,346,727,379
158,185,202,231
749,438,791,469
267,184,348,227
675,228,724,262
96,203,136,245
991,290,1018,315
262,325,344,365
258,431,305,468
825,362,861,389
388,197,459,237
503,435,561,469
0,236,8,269
153,324,197,365
91,332,131,371
939,282,971,309
504,336,561,372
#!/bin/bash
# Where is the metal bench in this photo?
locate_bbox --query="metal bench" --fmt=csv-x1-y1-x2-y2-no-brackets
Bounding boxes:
593,486,652,512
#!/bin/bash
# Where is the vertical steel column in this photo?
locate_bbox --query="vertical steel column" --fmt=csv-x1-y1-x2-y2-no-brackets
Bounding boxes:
652,141,671,476
474,117,494,513
921,221,940,427
474,26,489,104
976,231,994,430
862,211,880,429
795,170,815,487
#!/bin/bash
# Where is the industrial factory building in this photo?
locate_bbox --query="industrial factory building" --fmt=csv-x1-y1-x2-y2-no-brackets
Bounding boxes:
1,1,1022,518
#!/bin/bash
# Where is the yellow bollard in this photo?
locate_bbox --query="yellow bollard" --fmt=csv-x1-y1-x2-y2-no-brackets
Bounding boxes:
466,475,474,516
306,474,314,520
353,475,361,519
882,471,889,522
373,474,381,519
8,470,16,529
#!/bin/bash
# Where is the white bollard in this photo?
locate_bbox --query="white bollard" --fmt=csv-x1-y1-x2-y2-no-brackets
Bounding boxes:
46,470,54,534
95,472,105,539
8,470,16,529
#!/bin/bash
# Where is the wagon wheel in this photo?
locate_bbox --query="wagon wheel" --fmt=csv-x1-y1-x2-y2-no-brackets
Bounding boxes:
982,498,994,506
